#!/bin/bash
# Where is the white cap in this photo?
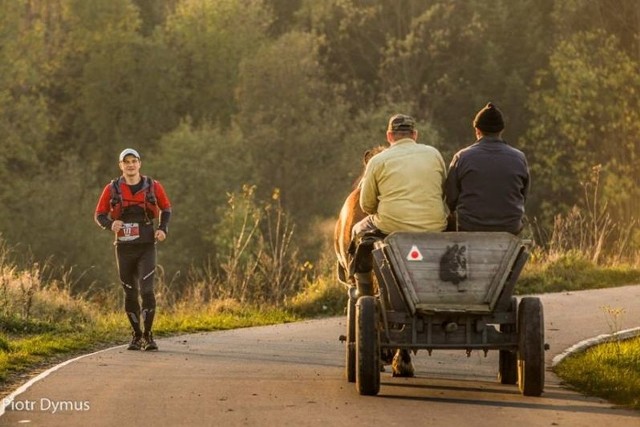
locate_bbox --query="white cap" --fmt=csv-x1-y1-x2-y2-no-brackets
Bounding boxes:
119,148,140,162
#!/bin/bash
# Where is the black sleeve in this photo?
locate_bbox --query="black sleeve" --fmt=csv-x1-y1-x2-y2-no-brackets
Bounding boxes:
95,213,113,231
521,156,531,201
158,210,171,234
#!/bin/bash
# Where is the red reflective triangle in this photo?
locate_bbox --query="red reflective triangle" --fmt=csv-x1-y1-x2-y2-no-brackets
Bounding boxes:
406,244,423,261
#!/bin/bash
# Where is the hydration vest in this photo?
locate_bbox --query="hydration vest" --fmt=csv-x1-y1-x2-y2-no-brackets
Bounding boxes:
109,176,158,220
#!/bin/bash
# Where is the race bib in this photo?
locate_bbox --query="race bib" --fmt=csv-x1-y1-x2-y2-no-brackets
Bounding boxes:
117,223,140,242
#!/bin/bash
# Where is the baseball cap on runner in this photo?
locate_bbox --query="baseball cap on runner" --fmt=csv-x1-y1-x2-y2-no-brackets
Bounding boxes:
119,148,140,162
387,114,416,132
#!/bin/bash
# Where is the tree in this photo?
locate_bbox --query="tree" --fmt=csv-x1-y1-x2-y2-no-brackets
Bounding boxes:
523,30,640,225
161,0,272,128
235,31,352,226
0,0,56,227
379,0,554,149
143,119,251,277
52,0,182,177
296,0,390,107
551,0,640,63
5,156,113,289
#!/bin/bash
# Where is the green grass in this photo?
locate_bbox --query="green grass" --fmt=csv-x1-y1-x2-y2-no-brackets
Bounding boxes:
517,251,640,294
0,329,117,382
0,300,299,386
287,274,348,317
555,337,640,409
97,300,299,336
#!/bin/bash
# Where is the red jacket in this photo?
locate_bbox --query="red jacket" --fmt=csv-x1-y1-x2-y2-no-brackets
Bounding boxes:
94,176,171,236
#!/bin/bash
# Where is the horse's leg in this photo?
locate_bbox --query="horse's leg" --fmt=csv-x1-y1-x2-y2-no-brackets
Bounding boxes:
392,349,415,377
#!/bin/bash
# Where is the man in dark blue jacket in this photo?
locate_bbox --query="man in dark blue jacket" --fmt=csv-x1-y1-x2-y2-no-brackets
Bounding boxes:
445,103,530,235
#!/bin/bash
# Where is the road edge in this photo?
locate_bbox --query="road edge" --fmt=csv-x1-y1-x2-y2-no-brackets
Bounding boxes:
551,326,640,367
0,345,125,418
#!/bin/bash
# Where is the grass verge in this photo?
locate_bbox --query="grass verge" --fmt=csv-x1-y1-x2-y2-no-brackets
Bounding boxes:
0,301,298,396
516,251,640,295
554,337,640,409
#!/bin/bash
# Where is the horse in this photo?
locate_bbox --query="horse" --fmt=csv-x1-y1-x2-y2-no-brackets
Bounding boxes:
334,146,414,378
334,148,378,285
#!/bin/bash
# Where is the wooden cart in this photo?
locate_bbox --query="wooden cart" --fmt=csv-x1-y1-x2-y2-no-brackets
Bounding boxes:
344,231,544,397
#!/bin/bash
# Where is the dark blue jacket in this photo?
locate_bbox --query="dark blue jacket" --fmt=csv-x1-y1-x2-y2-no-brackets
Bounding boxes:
445,136,530,234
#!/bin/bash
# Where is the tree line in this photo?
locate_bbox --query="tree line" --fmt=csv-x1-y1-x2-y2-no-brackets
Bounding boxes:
0,0,638,291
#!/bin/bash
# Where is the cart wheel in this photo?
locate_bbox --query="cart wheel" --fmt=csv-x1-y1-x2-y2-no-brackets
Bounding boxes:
517,297,545,396
345,295,356,383
356,296,380,396
498,296,518,385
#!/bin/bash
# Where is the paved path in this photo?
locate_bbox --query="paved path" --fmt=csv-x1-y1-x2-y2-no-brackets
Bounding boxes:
1,285,639,426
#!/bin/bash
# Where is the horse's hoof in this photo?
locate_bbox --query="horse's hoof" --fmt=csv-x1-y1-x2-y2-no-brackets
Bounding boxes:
392,350,415,377
391,367,415,378
391,364,415,377
392,372,413,378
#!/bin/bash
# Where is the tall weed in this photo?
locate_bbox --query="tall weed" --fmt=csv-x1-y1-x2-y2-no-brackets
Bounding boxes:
187,185,311,305
0,244,94,333
533,165,638,267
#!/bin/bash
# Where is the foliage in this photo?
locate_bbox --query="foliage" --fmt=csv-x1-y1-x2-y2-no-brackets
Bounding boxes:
287,274,346,317
0,243,93,330
236,30,352,224
0,0,54,228
531,165,639,266
0,0,639,293
144,119,250,275
298,0,554,147
152,299,298,333
523,29,640,227
208,185,311,304
162,0,272,127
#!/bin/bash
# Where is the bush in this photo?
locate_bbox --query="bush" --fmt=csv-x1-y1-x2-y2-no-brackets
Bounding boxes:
0,251,95,333
288,275,347,317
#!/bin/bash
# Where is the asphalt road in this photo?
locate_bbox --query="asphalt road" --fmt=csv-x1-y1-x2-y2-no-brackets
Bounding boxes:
1,285,639,427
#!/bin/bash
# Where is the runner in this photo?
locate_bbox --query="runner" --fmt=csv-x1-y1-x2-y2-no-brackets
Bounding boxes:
94,148,172,351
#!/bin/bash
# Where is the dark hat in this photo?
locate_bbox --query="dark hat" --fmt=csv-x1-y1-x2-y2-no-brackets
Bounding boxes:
387,114,416,132
473,103,504,133
119,148,140,162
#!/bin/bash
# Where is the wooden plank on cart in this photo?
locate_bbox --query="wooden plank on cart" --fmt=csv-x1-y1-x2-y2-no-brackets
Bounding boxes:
382,232,523,314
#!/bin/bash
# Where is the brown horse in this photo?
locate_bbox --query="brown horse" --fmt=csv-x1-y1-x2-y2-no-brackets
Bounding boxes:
334,146,414,377
333,147,383,285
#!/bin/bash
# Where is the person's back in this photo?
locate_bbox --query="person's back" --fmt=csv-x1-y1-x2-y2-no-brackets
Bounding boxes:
354,114,448,237
445,103,529,235
360,141,447,233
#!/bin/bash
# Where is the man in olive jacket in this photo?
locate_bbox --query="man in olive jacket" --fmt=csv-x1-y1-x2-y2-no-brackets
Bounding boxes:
351,114,448,294
445,103,530,235
354,114,448,236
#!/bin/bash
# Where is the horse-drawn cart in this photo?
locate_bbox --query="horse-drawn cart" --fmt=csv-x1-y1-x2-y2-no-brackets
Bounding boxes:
343,231,544,397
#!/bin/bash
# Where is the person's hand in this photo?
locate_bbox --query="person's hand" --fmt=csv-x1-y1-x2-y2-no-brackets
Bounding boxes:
155,229,166,242
111,220,124,233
